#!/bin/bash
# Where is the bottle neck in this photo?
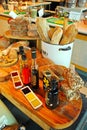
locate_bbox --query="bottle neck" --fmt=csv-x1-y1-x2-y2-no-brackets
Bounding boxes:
32,58,38,69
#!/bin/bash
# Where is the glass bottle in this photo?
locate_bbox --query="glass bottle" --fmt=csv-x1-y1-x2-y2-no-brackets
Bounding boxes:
21,54,31,86
31,47,39,90
45,77,59,109
19,46,25,74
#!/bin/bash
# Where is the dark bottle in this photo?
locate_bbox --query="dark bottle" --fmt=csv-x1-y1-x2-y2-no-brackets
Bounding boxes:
45,77,59,109
21,54,31,86
31,47,39,90
19,46,25,74
19,46,25,55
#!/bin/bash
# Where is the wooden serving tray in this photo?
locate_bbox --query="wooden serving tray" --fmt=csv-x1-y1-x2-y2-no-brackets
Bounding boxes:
4,30,40,40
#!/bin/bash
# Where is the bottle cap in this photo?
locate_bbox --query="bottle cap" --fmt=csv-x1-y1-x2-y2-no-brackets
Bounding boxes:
19,46,24,55
22,54,27,61
31,47,36,59
44,70,51,77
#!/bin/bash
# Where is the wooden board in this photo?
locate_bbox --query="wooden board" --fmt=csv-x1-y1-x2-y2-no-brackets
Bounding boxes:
0,54,82,130
4,30,40,40
0,58,18,67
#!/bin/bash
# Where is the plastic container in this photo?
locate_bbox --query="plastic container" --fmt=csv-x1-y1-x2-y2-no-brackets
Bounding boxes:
41,41,74,68
0,100,18,129
66,0,77,8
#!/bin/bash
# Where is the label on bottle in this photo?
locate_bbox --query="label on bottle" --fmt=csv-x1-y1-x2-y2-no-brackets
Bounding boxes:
43,70,51,90
32,73,36,86
31,68,39,89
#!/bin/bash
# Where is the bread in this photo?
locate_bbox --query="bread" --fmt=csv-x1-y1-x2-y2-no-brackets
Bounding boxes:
60,24,78,45
28,23,37,31
0,37,10,49
27,30,39,37
27,23,39,37
0,48,18,67
48,27,57,40
0,69,10,82
8,49,17,59
9,16,29,37
50,26,63,44
36,18,50,42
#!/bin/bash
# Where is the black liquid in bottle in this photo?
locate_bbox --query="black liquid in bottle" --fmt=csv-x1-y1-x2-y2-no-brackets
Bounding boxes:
31,47,39,90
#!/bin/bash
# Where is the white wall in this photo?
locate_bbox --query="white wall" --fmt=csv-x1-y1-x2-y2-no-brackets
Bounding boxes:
71,39,87,68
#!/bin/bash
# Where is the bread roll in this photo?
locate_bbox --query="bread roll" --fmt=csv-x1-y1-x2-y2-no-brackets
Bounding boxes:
60,24,78,45
36,18,50,42
50,26,63,44
48,26,59,40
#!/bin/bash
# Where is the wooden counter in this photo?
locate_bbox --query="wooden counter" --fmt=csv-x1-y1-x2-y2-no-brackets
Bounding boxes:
76,33,87,41
0,53,82,130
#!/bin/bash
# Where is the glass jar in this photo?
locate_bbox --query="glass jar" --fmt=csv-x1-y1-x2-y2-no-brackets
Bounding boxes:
78,0,86,7
45,77,59,109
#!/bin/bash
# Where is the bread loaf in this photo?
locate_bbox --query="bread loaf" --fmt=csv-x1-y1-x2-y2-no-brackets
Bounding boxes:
36,18,50,42
48,27,58,40
60,24,78,45
50,26,63,44
0,69,10,82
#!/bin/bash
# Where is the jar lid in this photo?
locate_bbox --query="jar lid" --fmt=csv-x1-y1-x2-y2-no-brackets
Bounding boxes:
44,70,51,77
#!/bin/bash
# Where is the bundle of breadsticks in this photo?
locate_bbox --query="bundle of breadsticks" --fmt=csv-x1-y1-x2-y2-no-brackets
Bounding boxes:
36,17,78,45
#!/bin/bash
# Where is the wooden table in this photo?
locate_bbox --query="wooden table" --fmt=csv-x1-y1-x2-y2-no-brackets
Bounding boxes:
0,56,82,130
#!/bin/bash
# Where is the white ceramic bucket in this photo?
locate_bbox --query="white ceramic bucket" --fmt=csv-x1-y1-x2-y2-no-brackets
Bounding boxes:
41,41,74,68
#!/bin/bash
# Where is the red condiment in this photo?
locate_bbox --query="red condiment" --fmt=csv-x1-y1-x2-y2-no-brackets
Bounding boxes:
22,65,31,85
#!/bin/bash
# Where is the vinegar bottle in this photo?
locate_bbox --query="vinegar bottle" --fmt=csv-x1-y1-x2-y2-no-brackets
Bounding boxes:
31,47,39,90
19,46,25,74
